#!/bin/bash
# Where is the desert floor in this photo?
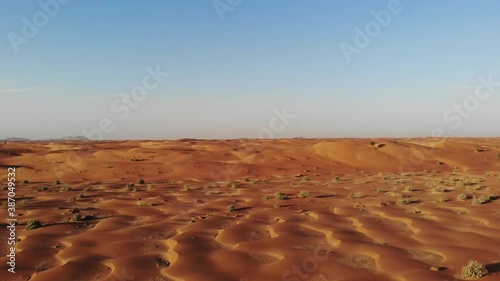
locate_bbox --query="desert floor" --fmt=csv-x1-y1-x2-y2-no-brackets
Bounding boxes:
0,138,499,281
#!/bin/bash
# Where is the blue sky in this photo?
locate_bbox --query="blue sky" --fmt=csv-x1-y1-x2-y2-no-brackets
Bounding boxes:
1,0,499,139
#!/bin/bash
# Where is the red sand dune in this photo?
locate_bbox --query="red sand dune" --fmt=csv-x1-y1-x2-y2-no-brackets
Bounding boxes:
0,138,499,281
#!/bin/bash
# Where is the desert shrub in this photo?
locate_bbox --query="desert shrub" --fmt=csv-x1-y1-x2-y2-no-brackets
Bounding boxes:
382,175,391,180
38,186,48,191
71,213,82,222
124,183,135,191
396,198,412,205
332,176,340,183
432,186,446,193
263,195,273,200
22,180,29,184
147,184,155,190
2,185,8,191
275,192,288,200
298,190,309,198
404,186,414,192
54,180,61,185
183,184,191,191
226,205,236,212
77,193,84,199
302,176,310,182
68,196,76,202
376,188,384,194
457,193,468,201
461,260,488,279
137,178,145,184
347,192,359,199
138,202,157,207
472,195,492,205
274,202,280,208
229,182,237,189
83,187,92,192
60,186,72,192
26,219,41,230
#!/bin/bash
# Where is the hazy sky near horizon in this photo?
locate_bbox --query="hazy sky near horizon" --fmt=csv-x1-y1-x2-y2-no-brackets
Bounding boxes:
1,0,499,140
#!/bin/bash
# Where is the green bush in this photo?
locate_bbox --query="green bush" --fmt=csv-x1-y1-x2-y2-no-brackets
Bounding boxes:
396,198,412,205
71,213,82,222
26,219,41,230
461,260,488,279
226,205,236,212
298,190,310,198
347,192,359,199
275,192,288,200
472,194,492,205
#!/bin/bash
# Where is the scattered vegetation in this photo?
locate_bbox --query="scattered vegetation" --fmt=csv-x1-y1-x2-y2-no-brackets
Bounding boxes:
347,192,359,199
226,205,236,212
59,186,72,192
138,202,157,207
147,184,155,190
71,213,82,222
332,176,340,183
457,193,468,201
68,196,76,202
302,176,310,182
83,187,92,192
275,192,288,200
396,198,412,205
137,178,145,184
298,190,310,198
263,195,273,200
77,193,85,199
472,194,492,205
432,186,446,193
1,185,8,191
124,183,135,191
26,219,41,230
404,185,414,192
22,180,29,184
183,184,191,191
461,260,488,279
54,180,61,185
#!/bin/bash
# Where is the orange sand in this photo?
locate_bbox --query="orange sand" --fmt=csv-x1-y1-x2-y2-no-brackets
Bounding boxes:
0,138,499,281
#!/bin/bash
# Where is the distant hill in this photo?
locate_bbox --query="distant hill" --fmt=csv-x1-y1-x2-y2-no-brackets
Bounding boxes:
58,136,90,141
1,136,90,142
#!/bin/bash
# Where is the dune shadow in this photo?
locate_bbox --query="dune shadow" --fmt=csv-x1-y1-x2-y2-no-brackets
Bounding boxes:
236,206,253,211
486,262,500,274
314,194,335,198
